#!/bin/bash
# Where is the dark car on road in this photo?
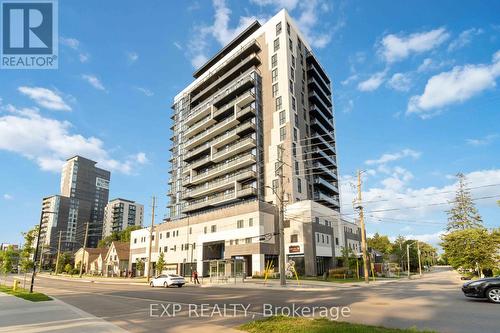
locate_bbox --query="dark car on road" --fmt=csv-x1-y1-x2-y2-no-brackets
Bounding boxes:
462,277,500,303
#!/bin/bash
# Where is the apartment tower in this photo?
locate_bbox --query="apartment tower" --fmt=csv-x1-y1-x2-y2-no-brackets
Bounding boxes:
40,156,110,260
102,198,144,237
130,10,348,278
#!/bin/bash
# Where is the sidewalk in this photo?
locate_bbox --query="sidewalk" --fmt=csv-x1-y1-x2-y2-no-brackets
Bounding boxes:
37,273,147,286
198,275,418,290
0,293,127,333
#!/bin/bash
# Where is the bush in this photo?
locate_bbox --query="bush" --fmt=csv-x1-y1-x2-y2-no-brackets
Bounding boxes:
64,264,73,275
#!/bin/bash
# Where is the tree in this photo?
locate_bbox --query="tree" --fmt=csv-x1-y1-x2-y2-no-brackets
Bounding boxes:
446,173,483,231
156,252,165,275
0,246,16,284
367,233,392,256
135,259,144,277
20,226,37,273
98,225,141,248
340,247,357,271
390,235,407,269
64,263,73,275
56,252,72,274
441,228,500,276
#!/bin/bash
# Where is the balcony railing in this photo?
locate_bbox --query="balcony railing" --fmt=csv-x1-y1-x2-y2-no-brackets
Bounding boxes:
190,153,256,184
313,161,337,180
313,176,339,193
212,136,256,161
312,147,337,168
185,170,256,198
313,191,340,207
183,71,257,125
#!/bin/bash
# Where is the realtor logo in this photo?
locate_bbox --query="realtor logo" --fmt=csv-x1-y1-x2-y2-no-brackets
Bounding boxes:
1,0,58,69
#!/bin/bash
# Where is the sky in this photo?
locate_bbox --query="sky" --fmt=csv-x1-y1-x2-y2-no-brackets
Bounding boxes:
1,0,499,248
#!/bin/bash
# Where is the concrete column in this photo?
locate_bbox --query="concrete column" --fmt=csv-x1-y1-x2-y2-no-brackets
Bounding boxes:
252,253,265,276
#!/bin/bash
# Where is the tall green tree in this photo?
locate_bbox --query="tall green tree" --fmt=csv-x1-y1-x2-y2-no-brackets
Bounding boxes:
56,252,73,274
390,235,407,269
20,226,37,274
135,259,144,276
441,228,499,275
0,246,16,284
446,173,483,231
367,233,392,256
156,252,165,275
98,225,141,248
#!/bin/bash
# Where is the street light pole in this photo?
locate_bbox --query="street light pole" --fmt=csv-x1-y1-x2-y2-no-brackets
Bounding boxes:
30,210,55,293
54,231,62,275
407,244,411,279
356,170,370,284
417,241,422,277
79,222,89,278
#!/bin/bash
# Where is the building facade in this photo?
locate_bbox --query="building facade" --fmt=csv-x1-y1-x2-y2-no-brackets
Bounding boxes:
103,198,144,237
39,156,111,258
131,10,356,277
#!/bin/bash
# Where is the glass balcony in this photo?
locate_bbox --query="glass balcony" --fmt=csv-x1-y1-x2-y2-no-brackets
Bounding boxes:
189,153,256,185
313,176,339,193
212,136,256,162
313,191,340,208
312,161,338,180
184,170,256,199
312,147,337,168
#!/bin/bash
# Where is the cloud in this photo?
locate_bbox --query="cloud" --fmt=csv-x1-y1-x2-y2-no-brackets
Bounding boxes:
79,53,90,63
135,152,148,164
466,134,498,146
18,86,72,111
60,37,90,63
188,0,263,69
417,58,454,73
187,0,337,68
250,0,299,10
391,231,444,246
387,73,411,92
294,0,340,49
60,37,79,50
341,74,358,86
173,42,183,50
365,149,421,166
379,28,449,63
341,168,500,226
357,71,387,92
3,194,13,200
0,104,145,174
127,51,139,63
135,87,154,97
448,28,483,52
81,74,107,92
407,51,500,118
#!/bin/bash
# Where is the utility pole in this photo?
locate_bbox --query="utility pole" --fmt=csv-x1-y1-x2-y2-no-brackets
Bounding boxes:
356,170,369,283
79,222,89,278
147,196,156,283
30,210,44,293
54,231,63,276
417,241,422,277
276,145,286,287
407,244,411,279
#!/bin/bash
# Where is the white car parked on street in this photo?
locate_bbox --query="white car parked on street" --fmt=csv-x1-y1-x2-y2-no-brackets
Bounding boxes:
150,274,186,288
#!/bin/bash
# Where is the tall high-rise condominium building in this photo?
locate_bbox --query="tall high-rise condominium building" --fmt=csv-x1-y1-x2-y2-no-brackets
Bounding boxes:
40,156,110,259
169,10,339,218
130,10,357,278
102,198,144,237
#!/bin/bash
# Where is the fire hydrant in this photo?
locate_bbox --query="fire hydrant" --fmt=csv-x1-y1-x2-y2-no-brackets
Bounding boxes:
13,279,20,292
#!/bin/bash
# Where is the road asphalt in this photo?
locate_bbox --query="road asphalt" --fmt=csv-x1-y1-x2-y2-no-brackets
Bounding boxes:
0,267,497,333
